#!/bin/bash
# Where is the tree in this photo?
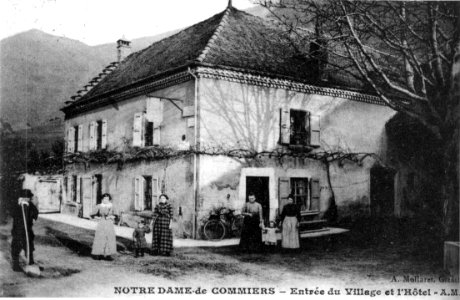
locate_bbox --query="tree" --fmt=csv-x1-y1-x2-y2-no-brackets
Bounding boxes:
256,0,459,238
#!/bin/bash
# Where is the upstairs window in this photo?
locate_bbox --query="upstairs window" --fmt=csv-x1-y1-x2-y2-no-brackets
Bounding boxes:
133,97,163,147
74,125,81,152
280,108,320,147
89,120,107,150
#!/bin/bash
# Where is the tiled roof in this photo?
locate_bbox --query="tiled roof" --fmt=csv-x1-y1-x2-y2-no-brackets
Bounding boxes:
66,6,366,109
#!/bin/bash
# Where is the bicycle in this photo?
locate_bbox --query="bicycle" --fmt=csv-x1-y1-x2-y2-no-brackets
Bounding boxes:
203,207,245,241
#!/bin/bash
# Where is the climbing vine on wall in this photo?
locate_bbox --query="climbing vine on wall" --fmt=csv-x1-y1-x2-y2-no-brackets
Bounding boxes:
63,145,381,169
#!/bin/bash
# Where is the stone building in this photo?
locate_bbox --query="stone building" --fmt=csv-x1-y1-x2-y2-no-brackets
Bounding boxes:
60,3,396,238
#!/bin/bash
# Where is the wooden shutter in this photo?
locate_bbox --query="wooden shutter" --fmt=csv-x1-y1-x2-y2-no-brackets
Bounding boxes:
77,125,83,152
76,176,81,204
153,127,161,145
310,115,321,146
278,177,291,213
68,127,75,153
101,120,107,149
66,128,70,152
305,111,311,144
133,113,144,147
279,108,290,144
152,177,159,207
81,176,93,218
66,176,71,202
310,178,320,211
134,176,145,211
89,122,96,150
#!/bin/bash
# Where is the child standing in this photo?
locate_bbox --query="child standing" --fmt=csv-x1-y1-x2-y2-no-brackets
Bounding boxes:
263,221,278,252
133,220,150,257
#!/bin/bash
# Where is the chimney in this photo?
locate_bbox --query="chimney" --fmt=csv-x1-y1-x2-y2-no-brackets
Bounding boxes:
116,36,131,62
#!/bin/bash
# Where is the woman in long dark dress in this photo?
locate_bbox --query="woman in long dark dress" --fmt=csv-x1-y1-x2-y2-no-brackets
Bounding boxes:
280,194,301,250
239,193,264,252
151,194,173,256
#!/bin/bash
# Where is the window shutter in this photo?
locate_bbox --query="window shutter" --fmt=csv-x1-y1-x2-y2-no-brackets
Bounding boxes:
152,177,159,207
101,120,108,149
66,176,71,202
278,177,291,213
77,125,83,152
89,122,96,150
305,111,311,143
68,127,75,153
279,108,290,144
133,113,144,147
153,127,161,146
76,176,81,204
310,115,321,146
66,128,71,152
134,176,145,211
310,178,320,211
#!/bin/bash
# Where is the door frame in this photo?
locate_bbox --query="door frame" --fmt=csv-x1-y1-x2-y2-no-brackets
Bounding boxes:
81,176,95,218
239,168,276,221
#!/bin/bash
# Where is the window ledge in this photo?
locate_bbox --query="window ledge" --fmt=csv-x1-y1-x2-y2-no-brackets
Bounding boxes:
287,144,319,151
64,201,80,207
300,210,320,216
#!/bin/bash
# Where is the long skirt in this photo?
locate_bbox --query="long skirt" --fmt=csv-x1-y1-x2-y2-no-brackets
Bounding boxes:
281,217,300,249
91,219,117,255
239,215,262,252
152,216,173,253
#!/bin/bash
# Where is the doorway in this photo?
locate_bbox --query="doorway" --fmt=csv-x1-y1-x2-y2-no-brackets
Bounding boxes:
245,176,269,224
370,166,396,217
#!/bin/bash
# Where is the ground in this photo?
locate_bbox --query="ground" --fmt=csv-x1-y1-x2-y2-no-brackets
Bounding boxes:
0,217,458,297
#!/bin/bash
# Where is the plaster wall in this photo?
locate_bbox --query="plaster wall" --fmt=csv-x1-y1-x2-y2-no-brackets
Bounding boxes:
196,78,396,220
63,157,194,232
64,80,195,151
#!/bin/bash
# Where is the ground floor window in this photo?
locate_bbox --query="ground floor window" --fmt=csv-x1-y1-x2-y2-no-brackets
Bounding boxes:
143,175,152,210
291,177,309,211
279,176,320,213
134,175,159,211
72,175,78,203
95,174,102,204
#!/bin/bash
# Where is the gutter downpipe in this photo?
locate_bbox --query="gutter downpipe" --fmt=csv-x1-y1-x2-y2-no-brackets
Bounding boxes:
188,67,199,239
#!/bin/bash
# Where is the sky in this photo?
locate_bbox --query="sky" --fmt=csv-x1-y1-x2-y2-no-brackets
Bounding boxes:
0,0,255,45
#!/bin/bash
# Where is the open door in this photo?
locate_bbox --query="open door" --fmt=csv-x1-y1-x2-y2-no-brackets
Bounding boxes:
370,166,396,217
81,177,94,218
246,176,270,224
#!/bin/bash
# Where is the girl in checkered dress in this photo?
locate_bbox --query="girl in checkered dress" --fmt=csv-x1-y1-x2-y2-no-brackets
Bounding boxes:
151,194,173,256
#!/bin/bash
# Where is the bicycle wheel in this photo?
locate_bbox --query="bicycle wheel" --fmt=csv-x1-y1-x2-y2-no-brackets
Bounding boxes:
231,215,245,237
203,220,226,240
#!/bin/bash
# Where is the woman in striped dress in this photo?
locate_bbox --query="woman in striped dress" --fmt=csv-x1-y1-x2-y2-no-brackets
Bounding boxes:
151,194,173,256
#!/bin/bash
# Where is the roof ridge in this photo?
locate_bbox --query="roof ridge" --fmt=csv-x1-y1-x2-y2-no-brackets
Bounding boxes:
196,7,233,62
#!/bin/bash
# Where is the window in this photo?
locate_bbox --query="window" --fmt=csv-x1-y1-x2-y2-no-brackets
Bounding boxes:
291,178,309,211
89,120,107,150
134,176,159,210
290,110,309,146
74,125,79,152
95,174,103,204
96,121,103,149
279,176,320,213
143,176,153,210
133,98,163,147
279,108,320,147
72,175,78,202
145,122,154,147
